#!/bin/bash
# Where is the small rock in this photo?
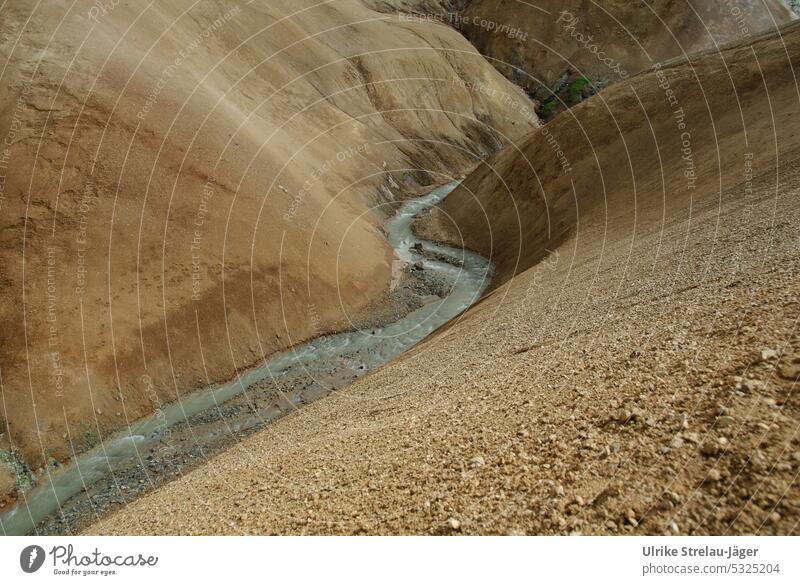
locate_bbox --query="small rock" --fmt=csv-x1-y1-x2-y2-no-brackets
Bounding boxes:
469,455,485,468
670,435,684,449
760,348,778,361
614,409,631,424
750,450,767,470
446,517,461,530
706,469,721,482
624,510,639,527
736,379,761,393
700,441,720,457
716,415,734,428
683,432,700,444
669,521,680,534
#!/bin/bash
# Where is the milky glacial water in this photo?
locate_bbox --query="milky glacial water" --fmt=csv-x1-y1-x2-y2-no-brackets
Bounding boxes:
0,181,491,535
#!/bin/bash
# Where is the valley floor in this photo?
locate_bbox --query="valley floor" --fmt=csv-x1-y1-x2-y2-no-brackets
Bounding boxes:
89,158,800,535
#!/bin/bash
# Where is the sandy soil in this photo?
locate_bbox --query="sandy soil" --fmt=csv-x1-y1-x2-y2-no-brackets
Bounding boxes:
89,21,800,535
0,0,536,502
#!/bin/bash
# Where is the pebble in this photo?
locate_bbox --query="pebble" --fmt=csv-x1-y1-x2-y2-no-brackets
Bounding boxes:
736,379,761,393
614,409,631,424
716,415,734,428
760,348,778,361
750,450,767,470
447,517,461,530
624,510,639,527
469,455,486,468
706,469,721,482
683,432,700,444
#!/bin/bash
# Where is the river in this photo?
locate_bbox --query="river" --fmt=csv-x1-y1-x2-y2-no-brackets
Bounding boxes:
0,180,492,535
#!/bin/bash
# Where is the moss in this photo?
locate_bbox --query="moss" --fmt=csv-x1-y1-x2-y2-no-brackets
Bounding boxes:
538,98,558,118
567,76,592,105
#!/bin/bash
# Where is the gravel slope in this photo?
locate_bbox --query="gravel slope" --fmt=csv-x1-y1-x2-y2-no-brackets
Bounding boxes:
88,20,800,536
90,159,799,535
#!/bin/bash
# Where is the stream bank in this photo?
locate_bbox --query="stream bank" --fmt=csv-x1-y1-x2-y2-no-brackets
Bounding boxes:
0,181,492,536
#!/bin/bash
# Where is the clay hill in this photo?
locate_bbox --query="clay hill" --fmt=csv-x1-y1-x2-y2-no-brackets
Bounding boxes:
432,9,800,282
0,0,538,505
379,0,796,116
91,19,800,534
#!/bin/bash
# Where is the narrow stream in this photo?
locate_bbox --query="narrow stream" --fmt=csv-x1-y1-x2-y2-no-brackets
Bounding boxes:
0,180,492,535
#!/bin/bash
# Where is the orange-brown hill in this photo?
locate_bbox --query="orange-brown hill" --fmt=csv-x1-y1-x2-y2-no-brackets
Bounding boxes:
91,20,800,535
433,16,800,283
453,0,795,115
0,0,537,504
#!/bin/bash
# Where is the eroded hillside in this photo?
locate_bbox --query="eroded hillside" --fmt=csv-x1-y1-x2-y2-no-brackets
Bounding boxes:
91,19,800,537
0,0,536,505
432,18,800,283
380,0,796,117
